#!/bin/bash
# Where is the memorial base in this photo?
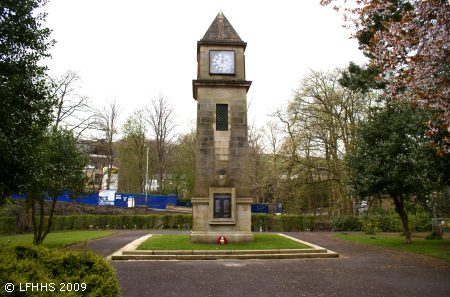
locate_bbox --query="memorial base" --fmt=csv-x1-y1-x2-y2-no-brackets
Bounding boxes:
190,231,254,244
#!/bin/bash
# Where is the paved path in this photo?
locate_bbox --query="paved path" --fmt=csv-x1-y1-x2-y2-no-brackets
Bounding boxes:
82,231,450,297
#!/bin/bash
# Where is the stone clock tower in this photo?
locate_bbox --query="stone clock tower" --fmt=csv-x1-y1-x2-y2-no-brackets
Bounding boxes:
190,11,254,243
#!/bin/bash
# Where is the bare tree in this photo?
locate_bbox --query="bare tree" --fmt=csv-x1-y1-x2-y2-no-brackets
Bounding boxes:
94,98,122,190
50,70,94,139
144,93,177,194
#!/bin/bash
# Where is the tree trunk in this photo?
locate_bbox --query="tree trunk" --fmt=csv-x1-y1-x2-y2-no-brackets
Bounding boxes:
393,195,411,243
24,199,32,231
353,196,358,216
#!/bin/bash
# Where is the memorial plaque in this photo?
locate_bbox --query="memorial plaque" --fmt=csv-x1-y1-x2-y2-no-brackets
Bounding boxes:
213,193,232,218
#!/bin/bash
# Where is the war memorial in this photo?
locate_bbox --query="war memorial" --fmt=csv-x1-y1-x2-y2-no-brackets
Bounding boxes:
189,11,254,244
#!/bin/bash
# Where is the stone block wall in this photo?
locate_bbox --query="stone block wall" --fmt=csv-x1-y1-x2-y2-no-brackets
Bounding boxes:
194,86,250,198
198,45,245,80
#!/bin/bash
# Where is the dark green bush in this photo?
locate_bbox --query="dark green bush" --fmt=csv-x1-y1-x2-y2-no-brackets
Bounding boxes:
409,211,431,232
304,216,316,231
331,215,362,231
425,229,443,240
0,217,16,233
332,210,431,233
0,242,119,296
360,212,402,233
275,215,317,232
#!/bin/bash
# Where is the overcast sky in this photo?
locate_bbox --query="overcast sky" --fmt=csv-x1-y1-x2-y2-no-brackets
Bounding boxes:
39,0,367,136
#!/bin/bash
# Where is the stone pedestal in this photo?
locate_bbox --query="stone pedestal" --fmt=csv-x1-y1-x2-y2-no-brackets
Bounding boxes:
190,188,253,243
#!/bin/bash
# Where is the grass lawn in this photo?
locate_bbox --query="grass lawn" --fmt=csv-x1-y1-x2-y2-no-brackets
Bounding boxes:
137,234,311,250
331,234,450,261
0,231,116,248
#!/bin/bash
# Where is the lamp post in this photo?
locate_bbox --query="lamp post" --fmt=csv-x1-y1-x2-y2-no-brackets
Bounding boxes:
145,145,149,205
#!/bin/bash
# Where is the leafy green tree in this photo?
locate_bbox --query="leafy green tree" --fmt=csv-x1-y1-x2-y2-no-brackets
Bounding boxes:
29,126,90,245
0,0,56,202
345,103,450,243
339,62,387,94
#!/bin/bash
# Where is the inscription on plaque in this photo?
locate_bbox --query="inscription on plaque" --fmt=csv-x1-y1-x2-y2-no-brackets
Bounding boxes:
213,193,232,218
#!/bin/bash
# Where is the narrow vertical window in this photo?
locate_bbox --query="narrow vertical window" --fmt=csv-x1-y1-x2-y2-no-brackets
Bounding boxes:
216,104,228,131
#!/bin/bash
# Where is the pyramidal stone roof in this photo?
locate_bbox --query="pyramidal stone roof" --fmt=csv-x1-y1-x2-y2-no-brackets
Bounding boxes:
200,11,245,43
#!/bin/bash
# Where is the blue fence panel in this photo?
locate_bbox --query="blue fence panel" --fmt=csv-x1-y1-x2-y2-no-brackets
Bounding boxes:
115,193,137,208
167,194,177,204
114,194,127,208
13,191,176,210
13,191,100,204
71,192,100,205
147,195,167,209
251,204,269,214
11,194,27,199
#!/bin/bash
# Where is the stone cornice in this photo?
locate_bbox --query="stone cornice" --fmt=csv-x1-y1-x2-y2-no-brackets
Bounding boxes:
192,79,252,100
197,41,247,54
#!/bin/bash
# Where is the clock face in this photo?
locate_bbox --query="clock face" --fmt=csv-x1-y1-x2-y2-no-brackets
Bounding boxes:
210,50,235,74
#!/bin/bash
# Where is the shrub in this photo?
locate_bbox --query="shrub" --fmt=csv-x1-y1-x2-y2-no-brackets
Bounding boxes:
0,242,119,296
276,215,316,232
0,217,16,233
408,211,431,232
425,229,443,240
331,215,362,231
304,216,316,231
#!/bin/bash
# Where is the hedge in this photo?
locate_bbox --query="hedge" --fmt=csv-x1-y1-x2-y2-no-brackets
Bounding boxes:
35,214,193,231
331,213,432,233
4,212,432,233
251,214,317,232
32,214,315,232
0,242,119,296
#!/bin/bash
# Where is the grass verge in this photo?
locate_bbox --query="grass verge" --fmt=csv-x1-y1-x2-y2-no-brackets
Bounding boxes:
137,234,311,250
0,231,116,248
331,234,450,261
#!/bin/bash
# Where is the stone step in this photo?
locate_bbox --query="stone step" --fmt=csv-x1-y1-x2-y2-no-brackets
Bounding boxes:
122,248,327,256
111,251,338,260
